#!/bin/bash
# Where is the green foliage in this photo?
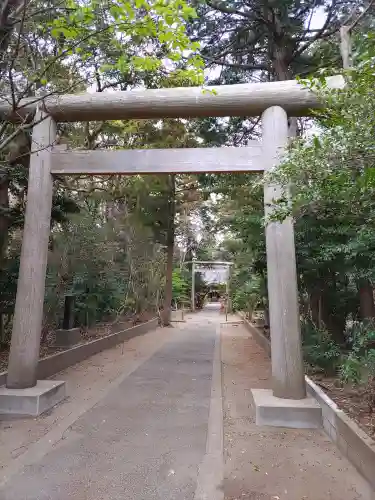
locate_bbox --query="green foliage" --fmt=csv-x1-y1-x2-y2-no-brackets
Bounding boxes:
0,0,207,338
231,274,264,314
189,0,357,151
206,177,268,316
45,212,125,327
301,319,341,374
347,321,375,354
192,0,355,82
44,198,165,330
171,269,189,304
265,28,375,387
0,249,20,326
339,354,363,385
2,0,204,101
339,321,375,384
264,29,375,344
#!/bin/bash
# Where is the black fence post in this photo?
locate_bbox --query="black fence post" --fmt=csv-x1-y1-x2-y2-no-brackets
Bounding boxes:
62,294,75,330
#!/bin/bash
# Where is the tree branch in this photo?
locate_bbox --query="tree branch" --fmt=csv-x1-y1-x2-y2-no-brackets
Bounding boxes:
202,54,267,71
206,0,251,18
349,0,375,31
293,0,338,59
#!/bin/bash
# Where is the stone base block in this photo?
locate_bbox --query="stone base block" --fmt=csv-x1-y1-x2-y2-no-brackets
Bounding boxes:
0,380,66,417
251,388,322,429
55,327,81,347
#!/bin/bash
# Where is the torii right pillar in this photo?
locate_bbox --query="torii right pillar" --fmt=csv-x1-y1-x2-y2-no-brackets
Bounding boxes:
251,106,322,428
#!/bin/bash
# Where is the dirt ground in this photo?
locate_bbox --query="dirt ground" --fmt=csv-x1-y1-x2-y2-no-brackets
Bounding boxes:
0,311,155,373
221,321,373,500
312,375,375,438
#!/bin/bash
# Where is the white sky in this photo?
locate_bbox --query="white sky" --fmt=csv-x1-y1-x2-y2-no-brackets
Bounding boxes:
309,6,328,30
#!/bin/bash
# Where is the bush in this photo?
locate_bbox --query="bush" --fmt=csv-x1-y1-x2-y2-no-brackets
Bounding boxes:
231,275,264,315
339,354,363,385
44,209,164,329
171,269,190,306
301,319,341,374
338,322,375,416
339,321,375,385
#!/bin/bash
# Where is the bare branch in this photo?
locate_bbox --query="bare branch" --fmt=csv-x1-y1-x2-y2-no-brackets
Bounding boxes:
349,0,375,31
293,0,339,59
206,0,251,18
0,112,47,154
8,0,27,111
202,54,267,71
340,25,352,69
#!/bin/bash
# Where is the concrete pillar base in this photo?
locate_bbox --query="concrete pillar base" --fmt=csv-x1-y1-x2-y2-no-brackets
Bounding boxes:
251,388,322,429
54,328,81,347
0,380,66,417
170,311,186,323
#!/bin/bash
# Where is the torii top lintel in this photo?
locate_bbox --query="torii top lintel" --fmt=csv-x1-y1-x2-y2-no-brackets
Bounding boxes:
0,76,344,123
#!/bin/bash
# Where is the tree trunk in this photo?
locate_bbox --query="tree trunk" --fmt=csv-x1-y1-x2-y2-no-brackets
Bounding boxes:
0,1,27,80
0,176,9,263
273,45,291,81
320,299,346,345
1,131,31,264
309,290,321,327
359,279,375,321
163,174,176,326
0,313,4,345
0,1,13,77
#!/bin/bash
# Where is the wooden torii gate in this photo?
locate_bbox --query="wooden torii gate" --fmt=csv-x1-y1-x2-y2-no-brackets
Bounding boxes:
188,260,233,312
0,76,344,425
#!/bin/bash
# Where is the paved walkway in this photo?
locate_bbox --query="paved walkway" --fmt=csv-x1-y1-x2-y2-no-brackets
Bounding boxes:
0,307,373,499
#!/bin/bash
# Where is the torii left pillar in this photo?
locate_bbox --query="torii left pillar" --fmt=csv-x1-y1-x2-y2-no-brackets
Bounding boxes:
0,109,66,416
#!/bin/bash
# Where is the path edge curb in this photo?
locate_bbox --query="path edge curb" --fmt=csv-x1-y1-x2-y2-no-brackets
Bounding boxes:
194,324,224,500
0,318,159,386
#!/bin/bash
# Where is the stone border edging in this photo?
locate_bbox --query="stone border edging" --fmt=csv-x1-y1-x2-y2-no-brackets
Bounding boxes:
305,376,375,490
194,325,224,500
237,312,271,356
238,312,375,491
0,318,158,386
